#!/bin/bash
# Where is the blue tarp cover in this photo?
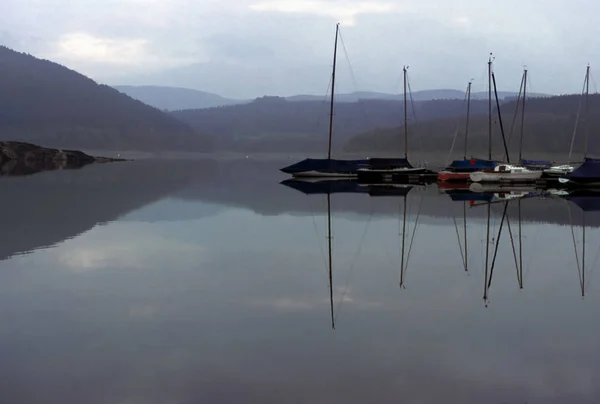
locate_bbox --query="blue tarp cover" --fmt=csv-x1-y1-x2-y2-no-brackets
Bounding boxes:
568,158,600,180
446,190,494,202
565,196,600,211
280,179,362,194
446,159,496,172
280,158,369,174
521,159,552,168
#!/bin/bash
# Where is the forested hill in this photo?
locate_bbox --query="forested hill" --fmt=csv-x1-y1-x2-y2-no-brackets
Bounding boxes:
0,46,211,152
170,96,491,152
345,93,600,159
113,85,243,110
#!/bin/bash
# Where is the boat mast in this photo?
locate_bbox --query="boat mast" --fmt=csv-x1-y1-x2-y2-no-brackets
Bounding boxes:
400,193,408,288
518,199,523,289
484,203,491,305
584,64,590,158
519,68,527,162
403,66,409,159
464,81,472,160
582,212,586,298
488,54,493,160
327,193,335,329
327,23,340,160
492,70,510,163
463,201,468,272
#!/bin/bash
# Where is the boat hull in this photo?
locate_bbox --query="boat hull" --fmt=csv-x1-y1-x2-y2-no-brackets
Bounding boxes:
357,167,435,183
291,171,357,178
437,170,471,182
358,167,428,174
469,170,543,183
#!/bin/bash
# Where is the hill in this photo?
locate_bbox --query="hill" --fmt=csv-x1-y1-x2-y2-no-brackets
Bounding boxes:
113,85,245,110
0,46,211,152
170,95,493,152
345,93,599,160
112,85,551,112
284,89,549,103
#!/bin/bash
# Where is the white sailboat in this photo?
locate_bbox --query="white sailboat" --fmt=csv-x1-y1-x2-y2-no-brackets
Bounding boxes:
470,163,542,182
544,64,591,179
469,58,541,183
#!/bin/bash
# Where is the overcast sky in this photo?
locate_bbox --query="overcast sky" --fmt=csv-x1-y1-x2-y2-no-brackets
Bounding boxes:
1,0,600,98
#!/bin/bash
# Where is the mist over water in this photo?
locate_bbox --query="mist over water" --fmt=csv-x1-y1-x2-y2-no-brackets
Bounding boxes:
1,158,599,403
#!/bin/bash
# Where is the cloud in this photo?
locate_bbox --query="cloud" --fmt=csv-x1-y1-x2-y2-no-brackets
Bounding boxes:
56,223,208,272
41,32,200,80
52,33,150,66
1,0,599,95
249,0,399,25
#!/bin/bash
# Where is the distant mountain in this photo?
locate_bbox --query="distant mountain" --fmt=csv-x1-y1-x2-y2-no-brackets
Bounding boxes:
345,93,598,158
170,95,492,152
113,85,246,111
0,46,211,152
284,90,550,103
111,85,551,112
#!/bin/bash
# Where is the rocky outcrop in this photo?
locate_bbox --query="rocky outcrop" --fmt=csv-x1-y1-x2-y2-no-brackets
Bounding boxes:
0,141,124,176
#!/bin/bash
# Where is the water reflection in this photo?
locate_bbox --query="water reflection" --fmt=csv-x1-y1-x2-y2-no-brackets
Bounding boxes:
1,159,600,403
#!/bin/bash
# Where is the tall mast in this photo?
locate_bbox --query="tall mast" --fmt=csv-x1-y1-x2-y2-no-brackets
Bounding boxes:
519,68,527,162
483,203,491,305
492,71,510,163
584,64,590,158
464,81,472,160
403,66,409,159
400,194,408,288
518,199,523,289
327,23,340,160
486,201,510,304
463,201,468,272
582,212,586,298
488,54,493,160
327,193,335,329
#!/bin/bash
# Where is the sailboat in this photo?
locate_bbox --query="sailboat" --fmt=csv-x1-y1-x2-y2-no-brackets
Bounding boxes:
481,198,524,305
556,65,600,185
326,193,336,329
438,79,496,182
469,56,542,183
280,24,368,178
544,65,591,178
564,189,599,298
356,66,431,182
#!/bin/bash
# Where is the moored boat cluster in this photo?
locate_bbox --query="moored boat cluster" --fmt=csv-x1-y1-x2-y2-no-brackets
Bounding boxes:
280,23,599,189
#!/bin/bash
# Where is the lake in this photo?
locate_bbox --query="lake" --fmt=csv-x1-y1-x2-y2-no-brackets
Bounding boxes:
1,158,599,403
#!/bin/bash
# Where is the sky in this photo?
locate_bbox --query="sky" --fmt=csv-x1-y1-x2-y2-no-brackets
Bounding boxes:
1,0,600,99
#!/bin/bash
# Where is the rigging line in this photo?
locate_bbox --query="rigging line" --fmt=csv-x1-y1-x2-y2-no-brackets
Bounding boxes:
405,193,424,270
505,73,525,157
453,215,467,270
488,201,510,290
505,214,521,288
338,30,374,128
406,76,425,159
313,74,334,138
445,87,469,165
338,30,359,94
310,199,330,272
568,72,588,160
567,201,583,287
334,205,374,323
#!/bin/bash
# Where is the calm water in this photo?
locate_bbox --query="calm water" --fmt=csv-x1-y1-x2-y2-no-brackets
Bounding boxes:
1,159,599,403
